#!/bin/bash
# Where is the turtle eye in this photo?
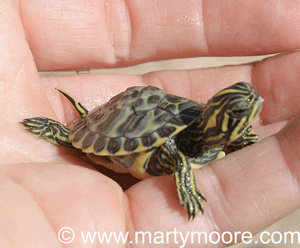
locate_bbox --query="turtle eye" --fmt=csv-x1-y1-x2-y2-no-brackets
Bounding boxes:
227,100,250,118
232,108,247,115
247,95,254,102
228,104,249,118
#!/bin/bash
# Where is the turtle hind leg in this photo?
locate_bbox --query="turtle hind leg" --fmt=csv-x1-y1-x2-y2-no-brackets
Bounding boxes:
22,117,73,147
56,88,89,118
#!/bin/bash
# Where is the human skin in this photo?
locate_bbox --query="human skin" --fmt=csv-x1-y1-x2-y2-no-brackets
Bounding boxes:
1,0,300,247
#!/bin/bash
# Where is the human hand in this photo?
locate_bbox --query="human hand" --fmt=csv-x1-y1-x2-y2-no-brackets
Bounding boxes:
1,1,300,247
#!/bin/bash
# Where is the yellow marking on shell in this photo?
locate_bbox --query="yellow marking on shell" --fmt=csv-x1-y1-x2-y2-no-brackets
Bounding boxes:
128,151,153,179
84,124,186,156
82,146,95,153
68,131,74,140
86,153,129,173
72,138,83,149
103,107,132,137
87,148,156,179
71,110,188,156
82,136,100,153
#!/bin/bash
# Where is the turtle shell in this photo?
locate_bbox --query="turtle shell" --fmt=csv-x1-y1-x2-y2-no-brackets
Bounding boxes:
68,86,204,156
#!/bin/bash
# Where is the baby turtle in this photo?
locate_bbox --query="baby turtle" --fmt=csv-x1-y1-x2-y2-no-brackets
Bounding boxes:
22,82,263,219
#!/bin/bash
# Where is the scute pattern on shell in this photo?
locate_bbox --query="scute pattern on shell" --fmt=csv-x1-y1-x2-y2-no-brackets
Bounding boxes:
69,86,205,156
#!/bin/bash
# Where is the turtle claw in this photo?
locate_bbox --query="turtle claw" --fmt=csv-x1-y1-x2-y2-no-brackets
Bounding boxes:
175,169,206,219
182,189,206,220
227,125,259,152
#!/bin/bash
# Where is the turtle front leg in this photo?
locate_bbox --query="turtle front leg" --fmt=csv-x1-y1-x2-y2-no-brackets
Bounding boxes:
174,146,225,219
226,125,258,152
158,139,207,219
174,160,206,219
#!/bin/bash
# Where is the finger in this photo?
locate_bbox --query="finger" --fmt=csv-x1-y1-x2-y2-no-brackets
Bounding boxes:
38,51,300,127
0,1,53,119
0,1,57,165
19,0,300,70
2,162,127,248
0,1,38,88
253,51,300,125
16,52,297,167
125,116,300,246
0,172,61,247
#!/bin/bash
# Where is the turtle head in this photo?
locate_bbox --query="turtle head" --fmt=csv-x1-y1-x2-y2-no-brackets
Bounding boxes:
202,82,263,145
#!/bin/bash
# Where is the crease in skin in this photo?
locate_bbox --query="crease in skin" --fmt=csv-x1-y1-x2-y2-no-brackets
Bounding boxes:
12,0,300,71
106,0,132,62
0,173,57,247
198,0,209,53
276,117,300,181
201,129,299,233
203,170,237,230
232,149,271,221
123,190,146,244
250,134,300,219
213,162,250,230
